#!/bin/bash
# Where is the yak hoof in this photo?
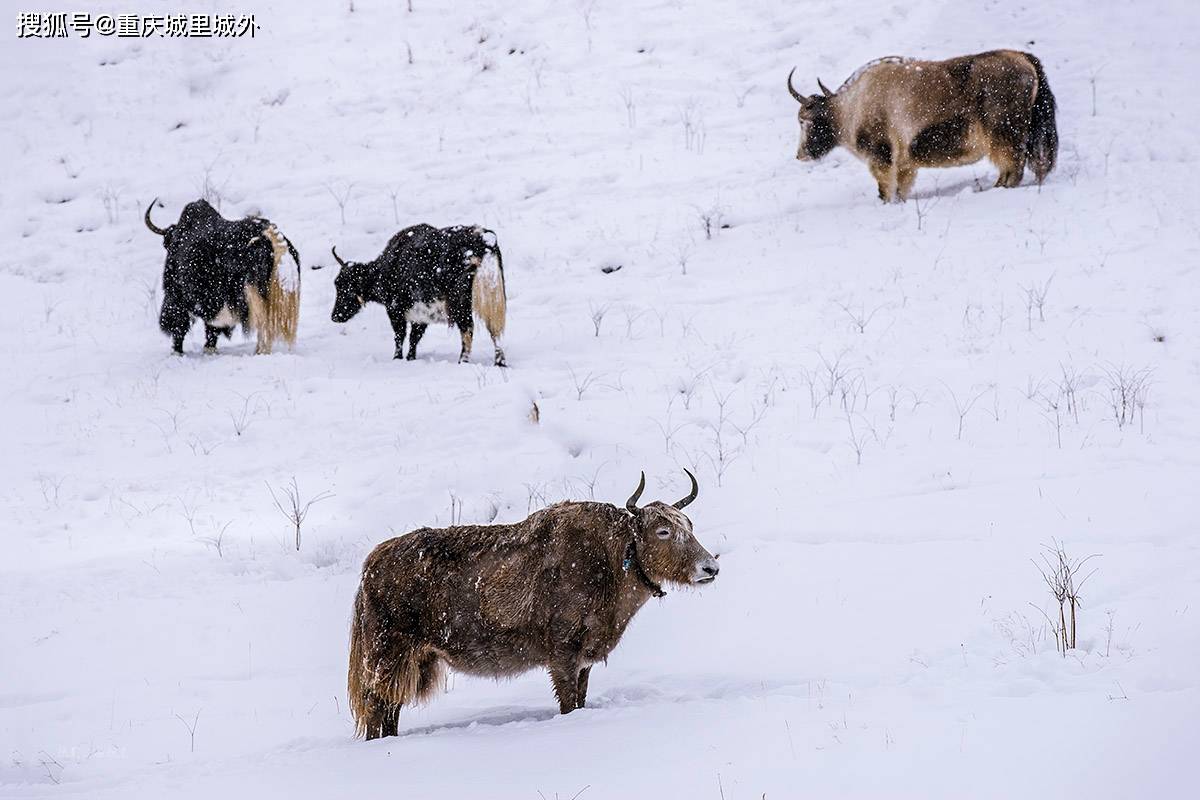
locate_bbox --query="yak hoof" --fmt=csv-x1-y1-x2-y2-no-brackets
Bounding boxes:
203,346,217,355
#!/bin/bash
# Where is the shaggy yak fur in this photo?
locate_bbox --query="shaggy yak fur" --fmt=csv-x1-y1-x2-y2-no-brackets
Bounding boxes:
145,198,301,355
788,50,1058,202
322,223,507,366
347,470,720,739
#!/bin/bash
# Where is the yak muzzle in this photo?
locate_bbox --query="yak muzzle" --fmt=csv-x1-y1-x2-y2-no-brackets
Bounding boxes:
692,557,720,584
331,296,365,323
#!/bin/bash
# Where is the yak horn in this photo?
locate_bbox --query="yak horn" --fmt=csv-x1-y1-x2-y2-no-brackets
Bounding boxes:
786,68,804,102
673,469,699,509
625,471,646,514
817,77,833,97
144,198,168,236
331,246,349,269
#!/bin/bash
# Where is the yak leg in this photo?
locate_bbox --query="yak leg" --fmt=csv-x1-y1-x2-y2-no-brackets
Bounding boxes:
386,308,408,360
896,164,918,202
171,334,186,355
869,160,897,203
492,335,507,368
992,144,1028,188
203,325,221,354
361,651,440,740
989,116,1030,188
406,323,427,361
984,86,1032,188
575,666,592,710
360,690,400,740
549,660,583,714
458,322,474,364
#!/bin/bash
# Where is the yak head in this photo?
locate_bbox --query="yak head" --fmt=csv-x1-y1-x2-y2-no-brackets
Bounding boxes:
325,246,373,323
787,69,839,161
143,198,175,248
624,470,719,587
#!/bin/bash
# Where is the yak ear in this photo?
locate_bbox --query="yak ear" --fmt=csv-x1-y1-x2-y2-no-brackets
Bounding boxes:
310,263,325,271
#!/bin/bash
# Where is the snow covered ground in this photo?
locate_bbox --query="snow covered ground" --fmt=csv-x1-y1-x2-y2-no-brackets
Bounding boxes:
3,0,1199,797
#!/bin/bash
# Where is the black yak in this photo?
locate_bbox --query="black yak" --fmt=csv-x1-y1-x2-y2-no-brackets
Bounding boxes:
322,224,507,366
145,198,300,354
347,470,719,739
788,50,1058,201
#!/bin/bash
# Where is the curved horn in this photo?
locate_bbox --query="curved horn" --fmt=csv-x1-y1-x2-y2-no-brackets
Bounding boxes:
787,67,804,102
331,246,349,269
143,198,168,236
817,77,833,97
673,469,699,509
625,471,646,514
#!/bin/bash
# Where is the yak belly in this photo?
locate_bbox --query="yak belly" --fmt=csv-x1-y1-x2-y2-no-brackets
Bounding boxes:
437,628,548,678
909,116,987,167
405,300,449,325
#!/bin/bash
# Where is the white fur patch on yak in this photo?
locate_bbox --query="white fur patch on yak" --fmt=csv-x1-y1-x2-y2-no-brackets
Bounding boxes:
211,305,240,329
405,300,449,325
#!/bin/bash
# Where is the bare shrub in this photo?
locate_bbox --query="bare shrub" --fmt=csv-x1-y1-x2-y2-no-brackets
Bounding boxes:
845,412,868,465
268,477,334,551
1100,364,1152,431
942,382,989,440
1021,275,1054,330
100,185,122,223
588,302,610,337
324,181,356,225
835,300,886,334
618,86,636,127
174,710,201,753
696,201,726,240
1033,540,1099,655
567,367,602,400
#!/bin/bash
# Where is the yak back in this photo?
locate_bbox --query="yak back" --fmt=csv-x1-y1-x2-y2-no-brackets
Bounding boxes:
360,502,634,673
374,223,489,307
840,50,1038,142
162,199,277,317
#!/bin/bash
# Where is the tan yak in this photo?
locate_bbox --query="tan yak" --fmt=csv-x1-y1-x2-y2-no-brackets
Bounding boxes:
347,470,720,739
787,50,1058,202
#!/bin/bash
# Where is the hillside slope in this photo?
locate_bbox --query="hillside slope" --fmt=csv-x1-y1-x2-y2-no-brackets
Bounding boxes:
2,0,1198,797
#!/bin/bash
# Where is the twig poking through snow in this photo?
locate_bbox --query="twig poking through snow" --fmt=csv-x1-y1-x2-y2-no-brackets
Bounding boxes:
174,710,201,753
267,477,334,551
1034,540,1100,655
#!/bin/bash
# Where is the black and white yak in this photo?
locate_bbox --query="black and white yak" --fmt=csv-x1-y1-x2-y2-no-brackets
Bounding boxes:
787,50,1058,202
144,198,301,355
322,224,507,366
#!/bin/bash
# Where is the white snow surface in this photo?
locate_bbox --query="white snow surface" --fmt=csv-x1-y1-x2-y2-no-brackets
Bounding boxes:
3,0,1199,797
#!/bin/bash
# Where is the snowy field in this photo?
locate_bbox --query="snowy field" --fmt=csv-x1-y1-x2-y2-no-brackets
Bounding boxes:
3,0,1199,797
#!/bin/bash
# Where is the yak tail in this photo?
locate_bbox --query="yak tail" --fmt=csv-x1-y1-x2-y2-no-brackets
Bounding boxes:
348,587,444,739
245,224,300,354
281,234,301,273
472,245,507,342
346,588,372,737
1023,52,1058,185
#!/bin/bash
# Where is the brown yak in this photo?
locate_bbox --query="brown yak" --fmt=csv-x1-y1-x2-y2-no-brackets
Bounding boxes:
788,50,1058,202
347,470,719,739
